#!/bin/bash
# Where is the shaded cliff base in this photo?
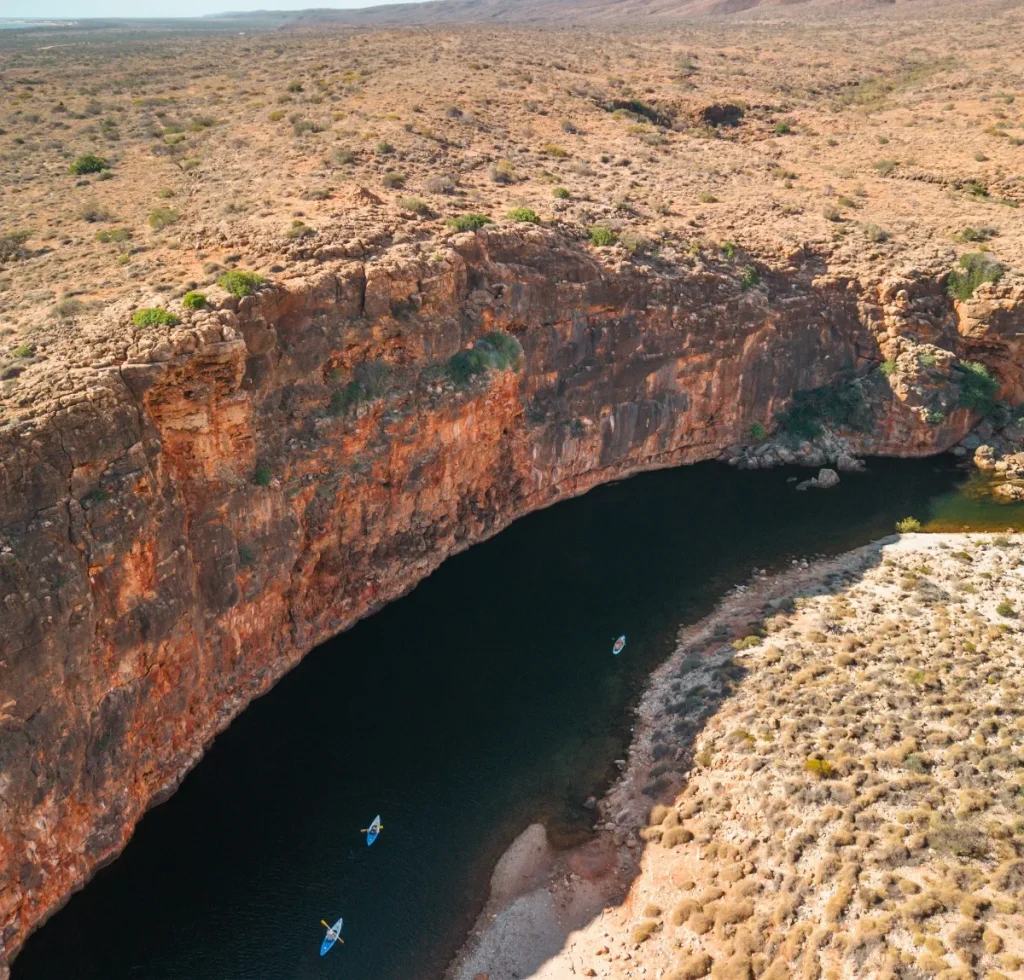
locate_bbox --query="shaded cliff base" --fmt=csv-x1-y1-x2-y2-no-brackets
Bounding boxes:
452,533,1024,980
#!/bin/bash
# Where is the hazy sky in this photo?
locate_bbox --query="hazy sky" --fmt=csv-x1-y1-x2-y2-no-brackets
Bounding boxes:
0,0,403,18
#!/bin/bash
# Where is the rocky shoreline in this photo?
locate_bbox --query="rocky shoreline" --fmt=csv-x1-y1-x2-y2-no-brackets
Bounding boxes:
452,532,1024,980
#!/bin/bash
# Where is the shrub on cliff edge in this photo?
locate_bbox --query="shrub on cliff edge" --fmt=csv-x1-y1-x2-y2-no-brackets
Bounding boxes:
507,207,540,224
947,252,1004,301
218,270,266,298
446,213,491,233
956,361,998,414
132,307,180,327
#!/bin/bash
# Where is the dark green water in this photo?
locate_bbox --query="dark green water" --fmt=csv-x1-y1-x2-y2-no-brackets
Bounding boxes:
13,457,1022,980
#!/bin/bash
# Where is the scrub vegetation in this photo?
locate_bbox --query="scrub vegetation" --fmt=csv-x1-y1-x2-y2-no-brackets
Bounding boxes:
0,2,1021,368
571,534,1024,980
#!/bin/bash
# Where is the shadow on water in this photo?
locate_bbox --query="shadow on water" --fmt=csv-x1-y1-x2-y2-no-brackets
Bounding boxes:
13,456,1020,980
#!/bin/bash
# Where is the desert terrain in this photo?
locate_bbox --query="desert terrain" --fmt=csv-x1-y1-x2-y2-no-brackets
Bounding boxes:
2,0,1024,406
2,1,1024,975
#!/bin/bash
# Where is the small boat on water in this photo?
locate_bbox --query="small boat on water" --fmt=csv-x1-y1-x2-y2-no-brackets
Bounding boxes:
320,917,344,956
612,635,626,656
363,814,383,846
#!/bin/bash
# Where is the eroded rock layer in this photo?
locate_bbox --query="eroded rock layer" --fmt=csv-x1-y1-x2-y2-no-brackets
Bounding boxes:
0,227,1020,966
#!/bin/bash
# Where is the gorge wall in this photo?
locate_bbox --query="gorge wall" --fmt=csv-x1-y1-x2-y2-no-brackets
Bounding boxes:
0,226,1021,970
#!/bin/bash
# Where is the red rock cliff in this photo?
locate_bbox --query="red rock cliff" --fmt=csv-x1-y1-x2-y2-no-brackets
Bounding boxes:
0,227,1020,970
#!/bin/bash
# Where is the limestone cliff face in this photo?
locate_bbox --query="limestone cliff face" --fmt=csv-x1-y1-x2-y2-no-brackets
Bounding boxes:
0,227,1019,967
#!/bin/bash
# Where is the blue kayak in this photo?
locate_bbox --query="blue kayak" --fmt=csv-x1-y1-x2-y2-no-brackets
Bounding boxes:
366,814,382,846
320,917,343,957
612,635,626,656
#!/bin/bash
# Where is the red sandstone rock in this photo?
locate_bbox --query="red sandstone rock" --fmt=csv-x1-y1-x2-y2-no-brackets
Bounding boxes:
0,227,1020,967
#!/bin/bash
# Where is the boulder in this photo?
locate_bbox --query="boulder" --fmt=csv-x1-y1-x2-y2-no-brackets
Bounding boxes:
974,444,999,470
994,483,1024,502
835,453,866,473
796,468,840,491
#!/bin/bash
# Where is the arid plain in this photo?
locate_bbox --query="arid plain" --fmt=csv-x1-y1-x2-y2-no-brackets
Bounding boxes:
2,0,1024,397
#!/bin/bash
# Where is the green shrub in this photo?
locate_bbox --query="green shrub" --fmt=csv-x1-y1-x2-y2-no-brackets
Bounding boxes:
698,191,718,203
749,422,766,441
777,382,868,439
253,465,273,487
132,307,180,327
69,153,108,175
148,207,179,231
589,226,617,247
873,159,898,176
218,270,265,298
182,290,207,310
947,252,1004,300
880,359,898,377
11,344,33,358
720,241,737,259
996,599,1016,618
382,171,406,189
897,517,922,533
739,265,760,290
552,186,570,199
507,207,540,224
956,361,998,413
286,219,316,239
774,120,793,135
446,213,491,233
447,331,523,385
238,544,256,567
329,360,392,416
375,141,394,155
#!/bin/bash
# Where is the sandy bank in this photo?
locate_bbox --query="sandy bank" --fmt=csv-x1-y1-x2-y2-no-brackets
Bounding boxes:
451,533,1024,980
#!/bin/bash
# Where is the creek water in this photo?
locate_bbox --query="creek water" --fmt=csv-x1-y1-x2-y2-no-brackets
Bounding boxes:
13,457,1022,980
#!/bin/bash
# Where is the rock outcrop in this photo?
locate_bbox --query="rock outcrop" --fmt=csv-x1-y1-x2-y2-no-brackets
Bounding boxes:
0,227,1020,968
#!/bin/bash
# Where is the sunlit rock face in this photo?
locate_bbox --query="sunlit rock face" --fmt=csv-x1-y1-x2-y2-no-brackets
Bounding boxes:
0,226,1016,966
